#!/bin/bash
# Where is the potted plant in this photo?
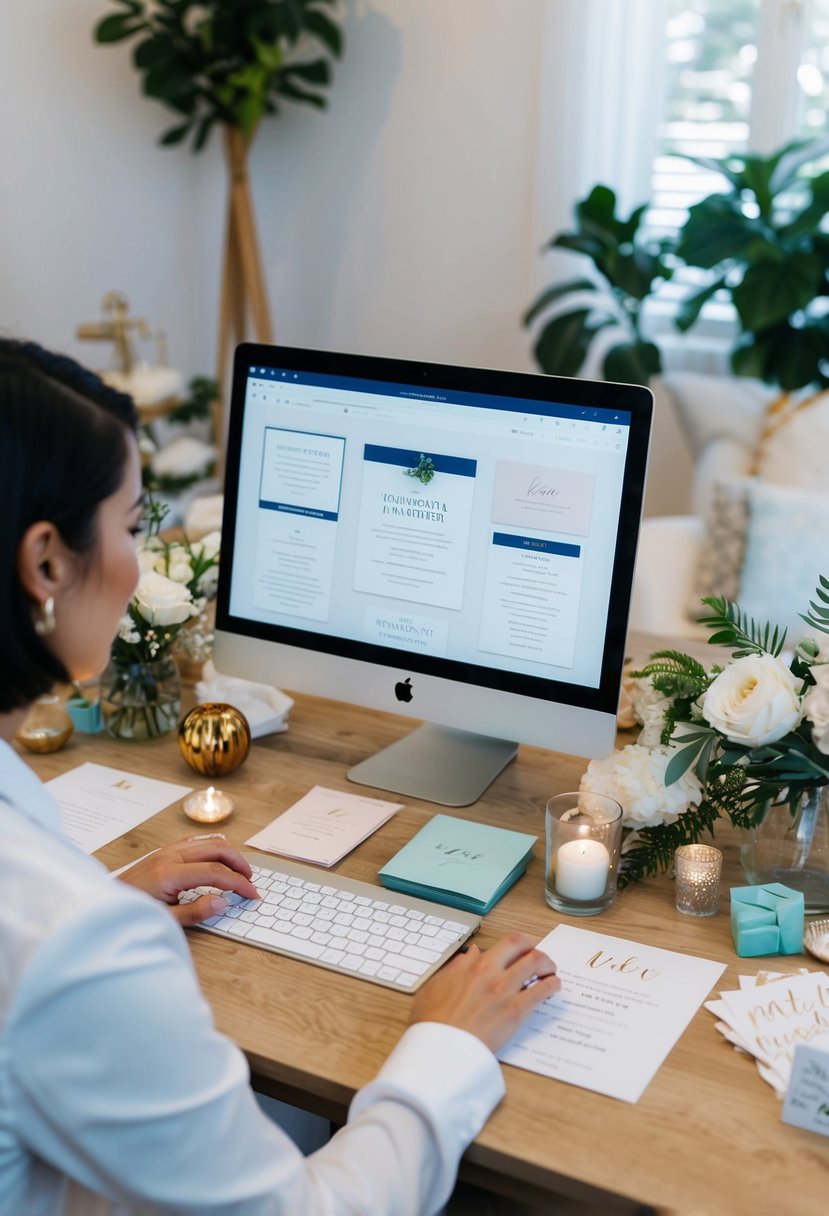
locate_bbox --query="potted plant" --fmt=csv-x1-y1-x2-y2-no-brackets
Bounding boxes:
94,0,345,381
95,0,343,151
523,184,673,385
674,135,829,394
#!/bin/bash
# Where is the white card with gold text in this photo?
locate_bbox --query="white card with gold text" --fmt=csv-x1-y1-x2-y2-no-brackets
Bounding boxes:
47,762,192,854
499,924,725,1103
718,971,829,1087
246,785,402,867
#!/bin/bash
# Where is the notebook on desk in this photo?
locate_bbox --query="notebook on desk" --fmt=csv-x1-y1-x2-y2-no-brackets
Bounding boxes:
378,814,537,915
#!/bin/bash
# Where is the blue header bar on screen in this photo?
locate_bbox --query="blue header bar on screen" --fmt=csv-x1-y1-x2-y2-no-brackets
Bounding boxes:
247,365,632,427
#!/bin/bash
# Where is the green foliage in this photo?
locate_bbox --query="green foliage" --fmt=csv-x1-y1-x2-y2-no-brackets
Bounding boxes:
167,375,218,425
524,185,672,385
94,0,344,151
405,454,436,486
676,135,829,391
618,799,720,887
630,649,710,700
801,574,829,637
697,594,787,657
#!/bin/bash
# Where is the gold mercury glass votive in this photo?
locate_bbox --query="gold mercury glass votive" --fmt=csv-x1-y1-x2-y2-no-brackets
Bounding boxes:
674,844,722,917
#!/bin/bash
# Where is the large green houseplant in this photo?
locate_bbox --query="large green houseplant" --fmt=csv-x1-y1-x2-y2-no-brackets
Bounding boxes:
94,0,345,392
675,136,829,392
95,0,343,151
528,136,829,394
523,184,673,385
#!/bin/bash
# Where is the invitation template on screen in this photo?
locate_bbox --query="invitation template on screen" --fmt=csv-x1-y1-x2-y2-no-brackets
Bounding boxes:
229,369,632,691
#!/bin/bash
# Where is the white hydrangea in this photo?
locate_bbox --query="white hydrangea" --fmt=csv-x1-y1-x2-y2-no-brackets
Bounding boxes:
627,676,672,748
582,743,703,829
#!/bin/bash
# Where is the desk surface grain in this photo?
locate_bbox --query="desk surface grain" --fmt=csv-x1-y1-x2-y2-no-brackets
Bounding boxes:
22,680,829,1216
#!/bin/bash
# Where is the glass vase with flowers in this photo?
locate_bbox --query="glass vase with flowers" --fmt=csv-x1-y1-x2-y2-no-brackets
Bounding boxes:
583,577,829,910
102,500,220,740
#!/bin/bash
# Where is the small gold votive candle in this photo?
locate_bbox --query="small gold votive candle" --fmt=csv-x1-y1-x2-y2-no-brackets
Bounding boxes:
675,844,722,917
183,785,236,824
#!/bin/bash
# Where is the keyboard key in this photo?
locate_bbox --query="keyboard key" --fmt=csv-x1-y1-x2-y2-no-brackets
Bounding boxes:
320,947,345,966
401,943,441,964
247,925,324,959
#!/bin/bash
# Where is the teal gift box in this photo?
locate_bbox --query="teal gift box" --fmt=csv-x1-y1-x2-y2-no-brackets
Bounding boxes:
730,883,804,957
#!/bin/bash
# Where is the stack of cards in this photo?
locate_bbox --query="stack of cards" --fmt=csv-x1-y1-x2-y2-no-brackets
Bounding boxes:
705,968,829,1097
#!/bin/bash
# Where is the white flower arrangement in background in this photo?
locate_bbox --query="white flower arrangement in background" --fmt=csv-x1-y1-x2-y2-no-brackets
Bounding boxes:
584,580,829,886
112,499,220,666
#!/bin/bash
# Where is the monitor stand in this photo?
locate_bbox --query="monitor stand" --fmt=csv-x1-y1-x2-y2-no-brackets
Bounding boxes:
347,723,518,807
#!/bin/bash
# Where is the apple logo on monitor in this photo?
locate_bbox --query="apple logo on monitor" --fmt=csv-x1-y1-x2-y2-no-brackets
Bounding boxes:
395,677,413,703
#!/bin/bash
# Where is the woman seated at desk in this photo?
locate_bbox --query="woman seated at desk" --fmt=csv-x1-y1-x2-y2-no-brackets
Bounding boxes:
0,339,560,1216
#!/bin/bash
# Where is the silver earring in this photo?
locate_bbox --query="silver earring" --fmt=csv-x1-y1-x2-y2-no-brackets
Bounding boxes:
34,596,56,637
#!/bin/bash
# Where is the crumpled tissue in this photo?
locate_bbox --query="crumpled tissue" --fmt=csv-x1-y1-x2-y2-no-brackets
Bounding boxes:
196,660,294,739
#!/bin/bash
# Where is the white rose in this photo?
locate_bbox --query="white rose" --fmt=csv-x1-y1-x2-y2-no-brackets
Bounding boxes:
702,654,804,747
804,665,829,754
167,557,195,585
135,547,158,574
582,744,703,829
190,530,221,561
196,565,219,599
133,570,195,627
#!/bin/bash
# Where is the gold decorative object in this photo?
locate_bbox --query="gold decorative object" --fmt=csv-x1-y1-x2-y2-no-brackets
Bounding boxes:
16,694,74,754
178,702,251,777
804,917,829,964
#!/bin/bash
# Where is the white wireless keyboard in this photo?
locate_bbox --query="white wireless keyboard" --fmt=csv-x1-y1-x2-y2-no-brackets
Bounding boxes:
180,850,481,993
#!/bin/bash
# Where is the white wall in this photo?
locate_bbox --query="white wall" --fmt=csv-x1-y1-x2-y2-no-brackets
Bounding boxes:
0,0,692,514
1,1,548,382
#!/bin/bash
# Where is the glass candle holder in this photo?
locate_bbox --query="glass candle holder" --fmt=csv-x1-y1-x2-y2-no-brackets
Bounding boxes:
545,791,623,916
675,844,722,916
16,694,74,754
183,786,236,824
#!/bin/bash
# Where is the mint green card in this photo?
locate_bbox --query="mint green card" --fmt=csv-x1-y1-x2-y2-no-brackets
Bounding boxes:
379,814,537,913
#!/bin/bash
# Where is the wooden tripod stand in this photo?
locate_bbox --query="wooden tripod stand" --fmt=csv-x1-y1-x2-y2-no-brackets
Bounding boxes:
215,126,274,458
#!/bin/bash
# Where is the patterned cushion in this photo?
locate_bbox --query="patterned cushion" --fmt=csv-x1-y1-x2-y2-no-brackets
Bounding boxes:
687,478,750,620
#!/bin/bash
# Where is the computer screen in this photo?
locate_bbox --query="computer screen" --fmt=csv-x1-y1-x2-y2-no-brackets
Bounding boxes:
215,344,652,805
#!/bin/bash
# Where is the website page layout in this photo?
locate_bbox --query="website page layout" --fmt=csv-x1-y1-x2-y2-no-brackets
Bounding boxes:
230,369,632,690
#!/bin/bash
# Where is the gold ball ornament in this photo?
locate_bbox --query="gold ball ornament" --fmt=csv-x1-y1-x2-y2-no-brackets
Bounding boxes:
178,702,251,777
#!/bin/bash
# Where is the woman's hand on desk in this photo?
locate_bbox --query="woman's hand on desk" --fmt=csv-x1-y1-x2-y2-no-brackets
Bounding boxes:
409,932,560,1053
117,836,259,926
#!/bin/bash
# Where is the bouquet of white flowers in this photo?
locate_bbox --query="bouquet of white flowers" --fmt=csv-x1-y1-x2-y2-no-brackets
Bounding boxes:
112,500,220,665
584,578,829,886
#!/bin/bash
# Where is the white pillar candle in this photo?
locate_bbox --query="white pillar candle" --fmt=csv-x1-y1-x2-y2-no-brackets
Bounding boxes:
555,838,610,901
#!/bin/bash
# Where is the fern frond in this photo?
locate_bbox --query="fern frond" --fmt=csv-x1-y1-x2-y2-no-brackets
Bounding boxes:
698,595,786,656
617,800,721,887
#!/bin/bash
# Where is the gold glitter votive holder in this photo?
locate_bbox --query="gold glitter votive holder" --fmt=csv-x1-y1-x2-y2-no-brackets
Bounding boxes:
674,844,722,917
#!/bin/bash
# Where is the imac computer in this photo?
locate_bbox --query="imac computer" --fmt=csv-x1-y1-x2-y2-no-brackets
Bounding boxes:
214,344,652,806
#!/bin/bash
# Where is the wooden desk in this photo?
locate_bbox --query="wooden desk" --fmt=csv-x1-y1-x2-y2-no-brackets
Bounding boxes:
23,690,829,1216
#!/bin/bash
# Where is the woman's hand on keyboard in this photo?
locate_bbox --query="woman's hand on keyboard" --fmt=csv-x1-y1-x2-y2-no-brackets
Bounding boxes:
408,932,560,1053
117,835,259,926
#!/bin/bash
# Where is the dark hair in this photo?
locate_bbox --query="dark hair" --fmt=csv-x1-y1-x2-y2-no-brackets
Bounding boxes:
0,339,138,712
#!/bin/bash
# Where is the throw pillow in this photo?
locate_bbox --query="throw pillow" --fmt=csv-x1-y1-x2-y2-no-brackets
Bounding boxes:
686,478,751,620
737,481,829,641
755,389,829,492
661,371,776,516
